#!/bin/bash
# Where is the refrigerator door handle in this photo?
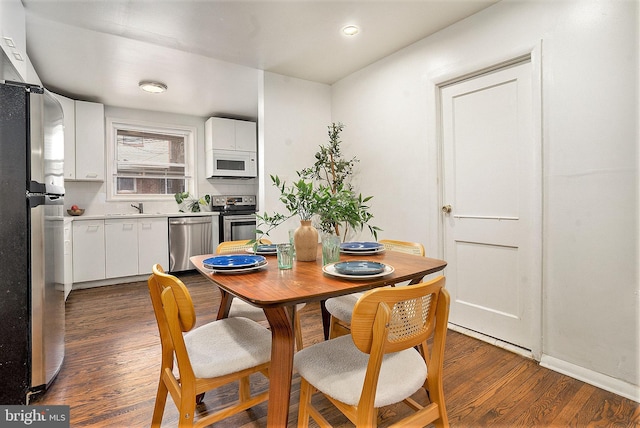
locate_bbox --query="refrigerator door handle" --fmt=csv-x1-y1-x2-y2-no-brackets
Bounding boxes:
28,180,46,194
28,194,46,209
28,180,64,197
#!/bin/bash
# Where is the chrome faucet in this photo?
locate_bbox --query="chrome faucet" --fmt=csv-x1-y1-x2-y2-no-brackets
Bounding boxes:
131,203,144,214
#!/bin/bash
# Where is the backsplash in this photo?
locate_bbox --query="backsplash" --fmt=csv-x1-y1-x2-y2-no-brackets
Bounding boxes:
64,180,258,216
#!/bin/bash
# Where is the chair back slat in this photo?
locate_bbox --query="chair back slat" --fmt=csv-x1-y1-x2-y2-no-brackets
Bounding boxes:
216,239,272,254
350,276,445,354
147,264,198,393
160,285,197,379
147,266,173,360
149,264,196,332
379,239,425,256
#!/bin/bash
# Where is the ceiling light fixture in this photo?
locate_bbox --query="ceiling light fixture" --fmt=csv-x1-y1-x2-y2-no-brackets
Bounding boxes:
139,81,167,93
342,25,360,36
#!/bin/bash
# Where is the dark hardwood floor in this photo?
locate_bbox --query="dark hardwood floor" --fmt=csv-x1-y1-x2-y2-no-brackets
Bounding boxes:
35,272,639,427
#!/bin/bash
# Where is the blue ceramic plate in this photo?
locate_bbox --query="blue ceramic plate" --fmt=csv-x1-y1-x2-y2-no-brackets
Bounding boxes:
257,244,277,252
323,262,394,280
340,241,384,252
340,247,385,255
333,261,386,276
203,254,267,270
210,260,268,274
252,244,277,254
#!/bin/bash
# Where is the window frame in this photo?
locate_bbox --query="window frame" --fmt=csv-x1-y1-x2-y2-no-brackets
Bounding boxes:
106,117,197,202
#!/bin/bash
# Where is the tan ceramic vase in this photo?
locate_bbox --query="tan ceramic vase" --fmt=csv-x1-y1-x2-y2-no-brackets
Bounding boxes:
293,220,318,261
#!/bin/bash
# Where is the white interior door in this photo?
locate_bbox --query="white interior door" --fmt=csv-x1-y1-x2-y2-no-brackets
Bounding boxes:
440,60,540,352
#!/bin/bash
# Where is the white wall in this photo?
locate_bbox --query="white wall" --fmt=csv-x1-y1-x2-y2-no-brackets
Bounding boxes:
66,106,258,215
330,0,639,399
258,72,332,244
0,0,26,80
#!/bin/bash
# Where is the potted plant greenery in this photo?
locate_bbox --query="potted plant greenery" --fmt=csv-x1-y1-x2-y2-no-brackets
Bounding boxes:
174,192,211,212
300,122,380,241
254,122,380,261
314,183,378,240
255,175,325,261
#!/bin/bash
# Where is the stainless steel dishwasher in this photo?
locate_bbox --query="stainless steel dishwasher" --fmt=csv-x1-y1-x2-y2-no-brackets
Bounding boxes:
168,216,213,272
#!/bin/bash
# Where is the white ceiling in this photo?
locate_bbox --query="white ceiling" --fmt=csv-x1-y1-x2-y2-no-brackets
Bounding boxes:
23,0,498,119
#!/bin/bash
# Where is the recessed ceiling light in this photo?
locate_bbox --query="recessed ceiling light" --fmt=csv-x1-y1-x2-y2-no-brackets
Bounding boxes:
342,25,360,36
139,81,167,93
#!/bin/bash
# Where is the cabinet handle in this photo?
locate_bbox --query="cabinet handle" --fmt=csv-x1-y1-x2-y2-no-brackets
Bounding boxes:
85,173,98,178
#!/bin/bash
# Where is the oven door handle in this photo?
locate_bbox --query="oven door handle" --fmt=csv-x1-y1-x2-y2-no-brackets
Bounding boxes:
223,214,256,221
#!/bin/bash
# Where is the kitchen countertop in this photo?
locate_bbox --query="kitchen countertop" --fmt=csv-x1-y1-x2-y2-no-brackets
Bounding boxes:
67,211,220,220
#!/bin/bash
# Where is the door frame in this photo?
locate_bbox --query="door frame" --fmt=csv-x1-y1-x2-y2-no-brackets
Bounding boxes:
428,42,544,360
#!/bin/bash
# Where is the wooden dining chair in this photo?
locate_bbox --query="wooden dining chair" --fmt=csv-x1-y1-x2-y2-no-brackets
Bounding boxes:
215,239,306,350
294,276,450,428
148,264,271,427
378,239,425,257
325,239,426,339
215,238,271,255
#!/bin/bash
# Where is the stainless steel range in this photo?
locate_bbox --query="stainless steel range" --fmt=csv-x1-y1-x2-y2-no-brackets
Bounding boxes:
211,195,257,243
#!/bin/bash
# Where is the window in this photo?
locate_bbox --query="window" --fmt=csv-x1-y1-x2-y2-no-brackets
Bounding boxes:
106,118,196,200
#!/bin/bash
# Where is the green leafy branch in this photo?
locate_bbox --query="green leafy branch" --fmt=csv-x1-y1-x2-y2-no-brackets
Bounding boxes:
174,192,211,212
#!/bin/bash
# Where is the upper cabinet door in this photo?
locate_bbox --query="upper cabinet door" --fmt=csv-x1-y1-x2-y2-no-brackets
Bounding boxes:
74,100,104,181
205,117,256,152
234,120,257,152
206,117,235,151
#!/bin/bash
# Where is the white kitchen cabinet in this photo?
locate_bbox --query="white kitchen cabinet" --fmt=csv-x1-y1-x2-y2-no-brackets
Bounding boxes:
51,93,77,180
96,216,168,280
72,216,169,284
205,117,256,153
234,120,257,152
72,220,106,282
74,100,105,181
0,0,27,81
105,219,139,278
137,217,169,274
206,117,234,151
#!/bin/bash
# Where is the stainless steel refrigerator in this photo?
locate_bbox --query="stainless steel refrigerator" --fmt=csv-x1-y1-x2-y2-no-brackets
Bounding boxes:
0,52,66,404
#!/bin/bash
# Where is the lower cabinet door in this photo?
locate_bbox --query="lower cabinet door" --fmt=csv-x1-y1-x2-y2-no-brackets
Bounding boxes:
138,217,169,274
72,220,106,282
105,219,139,278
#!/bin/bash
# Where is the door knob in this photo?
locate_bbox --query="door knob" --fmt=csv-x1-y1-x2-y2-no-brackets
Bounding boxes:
441,205,452,214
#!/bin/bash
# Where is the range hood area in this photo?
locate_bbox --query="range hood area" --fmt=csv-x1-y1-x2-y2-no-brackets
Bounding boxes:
205,117,257,179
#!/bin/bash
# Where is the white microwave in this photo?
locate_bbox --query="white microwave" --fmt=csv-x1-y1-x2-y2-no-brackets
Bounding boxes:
206,149,257,178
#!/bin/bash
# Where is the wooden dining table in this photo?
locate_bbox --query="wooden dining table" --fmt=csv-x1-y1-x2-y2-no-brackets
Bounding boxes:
190,245,447,427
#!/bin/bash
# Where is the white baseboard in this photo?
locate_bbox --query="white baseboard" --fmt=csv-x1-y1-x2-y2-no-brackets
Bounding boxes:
540,354,640,403
72,274,149,290
448,323,534,360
